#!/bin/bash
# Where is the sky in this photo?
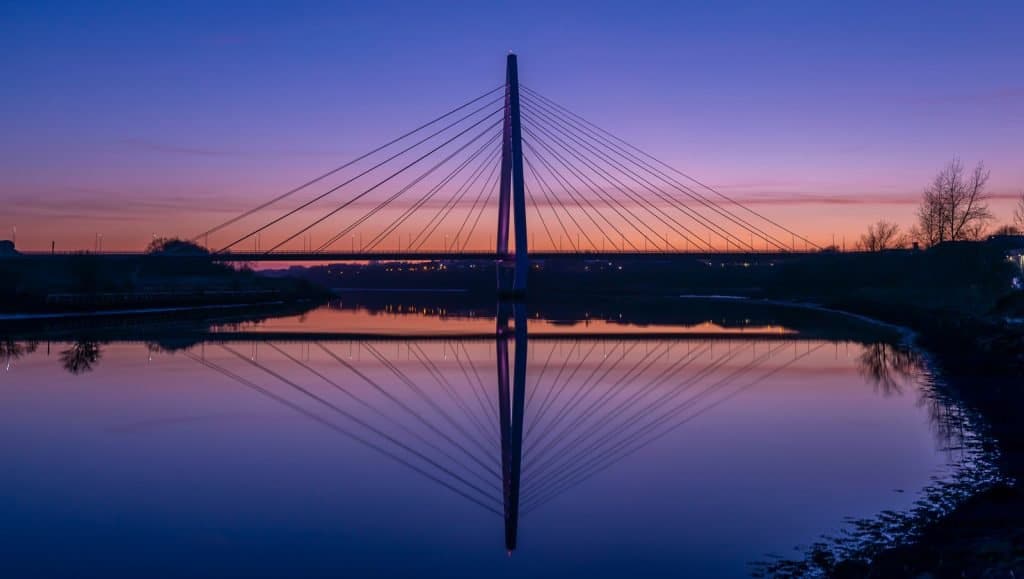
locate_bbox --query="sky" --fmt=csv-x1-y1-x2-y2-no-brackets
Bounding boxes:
2,0,1022,251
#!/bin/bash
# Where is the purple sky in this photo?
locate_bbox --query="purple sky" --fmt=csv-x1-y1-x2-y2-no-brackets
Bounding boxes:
2,1,1022,250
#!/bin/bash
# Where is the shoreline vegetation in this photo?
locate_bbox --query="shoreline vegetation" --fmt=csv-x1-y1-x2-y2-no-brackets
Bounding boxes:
0,238,330,315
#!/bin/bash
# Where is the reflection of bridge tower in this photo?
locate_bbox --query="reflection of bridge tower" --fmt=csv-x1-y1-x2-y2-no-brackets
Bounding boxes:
496,54,529,296
496,302,527,551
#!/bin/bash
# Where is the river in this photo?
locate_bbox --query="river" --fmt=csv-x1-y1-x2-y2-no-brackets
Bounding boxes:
0,297,985,577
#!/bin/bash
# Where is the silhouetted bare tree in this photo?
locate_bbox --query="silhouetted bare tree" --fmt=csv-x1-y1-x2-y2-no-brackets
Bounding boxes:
991,224,1021,236
856,220,903,251
912,158,993,247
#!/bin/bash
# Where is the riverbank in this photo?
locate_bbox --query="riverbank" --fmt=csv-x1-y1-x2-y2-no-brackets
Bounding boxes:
826,300,1024,577
0,246,330,314
746,292,1023,577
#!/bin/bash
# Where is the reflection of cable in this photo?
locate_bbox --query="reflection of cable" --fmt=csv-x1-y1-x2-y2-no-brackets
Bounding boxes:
269,342,499,493
362,342,498,474
450,341,502,449
523,342,825,515
522,340,737,500
409,342,496,454
525,340,664,466
319,342,500,482
524,341,712,477
218,344,502,507
523,340,771,507
183,350,501,515
522,340,597,441
523,337,563,412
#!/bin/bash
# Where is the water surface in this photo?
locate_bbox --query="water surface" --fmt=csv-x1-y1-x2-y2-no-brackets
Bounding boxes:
0,300,969,577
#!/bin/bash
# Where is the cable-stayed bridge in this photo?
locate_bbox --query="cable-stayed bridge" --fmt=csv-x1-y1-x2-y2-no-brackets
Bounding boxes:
11,55,822,294
16,54,820,294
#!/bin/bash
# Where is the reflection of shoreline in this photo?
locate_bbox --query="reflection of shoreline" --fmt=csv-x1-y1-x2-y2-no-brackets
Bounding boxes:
0,295,908,350
0,301,290,321
701,295,916,345
220,295,901,342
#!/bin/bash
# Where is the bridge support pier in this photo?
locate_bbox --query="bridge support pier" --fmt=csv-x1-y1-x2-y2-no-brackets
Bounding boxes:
496,53,529,297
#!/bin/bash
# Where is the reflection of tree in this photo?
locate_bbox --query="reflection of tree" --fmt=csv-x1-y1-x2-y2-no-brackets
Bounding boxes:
918,388,968,452
1,340,39,361
857,342,969,451
856,342,922,396
60,341,102,374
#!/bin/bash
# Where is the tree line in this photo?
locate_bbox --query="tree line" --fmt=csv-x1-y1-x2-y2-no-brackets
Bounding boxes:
858,158,1024,251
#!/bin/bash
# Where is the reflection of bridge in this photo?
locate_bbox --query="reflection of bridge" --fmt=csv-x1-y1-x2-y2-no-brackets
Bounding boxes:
176,307,822,552
20,54,819,294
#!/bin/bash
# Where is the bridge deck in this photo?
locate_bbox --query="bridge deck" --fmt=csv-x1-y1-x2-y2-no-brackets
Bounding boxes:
11,250,825,262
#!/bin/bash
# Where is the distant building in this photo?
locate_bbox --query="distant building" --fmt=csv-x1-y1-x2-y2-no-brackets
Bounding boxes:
989,234,1024,282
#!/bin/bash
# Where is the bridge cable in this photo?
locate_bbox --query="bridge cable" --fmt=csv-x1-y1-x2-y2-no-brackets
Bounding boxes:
524,108,710,251
220,96,503,253
524,180,559,251
191,85,503,245
361,136,497,252
410,141,501,251
523,158,581,251
523,154,598,251
522,138,631,250
450,161,501,253
355,132,500,252
523,96,785,251
308,113,503,253
521,85,820,250
524,126,668,252
458,174,499,252
523,104,748,251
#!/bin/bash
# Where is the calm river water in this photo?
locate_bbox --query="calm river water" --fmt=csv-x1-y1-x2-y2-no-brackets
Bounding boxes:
0,298,975,577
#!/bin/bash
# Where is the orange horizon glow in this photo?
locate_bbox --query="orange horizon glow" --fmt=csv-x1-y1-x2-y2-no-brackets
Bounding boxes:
6,193,1022,254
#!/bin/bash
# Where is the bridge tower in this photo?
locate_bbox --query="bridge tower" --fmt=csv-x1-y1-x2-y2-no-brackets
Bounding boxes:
496,54,529,295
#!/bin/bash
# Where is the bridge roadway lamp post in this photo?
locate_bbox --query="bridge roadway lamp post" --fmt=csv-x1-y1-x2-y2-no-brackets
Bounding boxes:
496,53,529,297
